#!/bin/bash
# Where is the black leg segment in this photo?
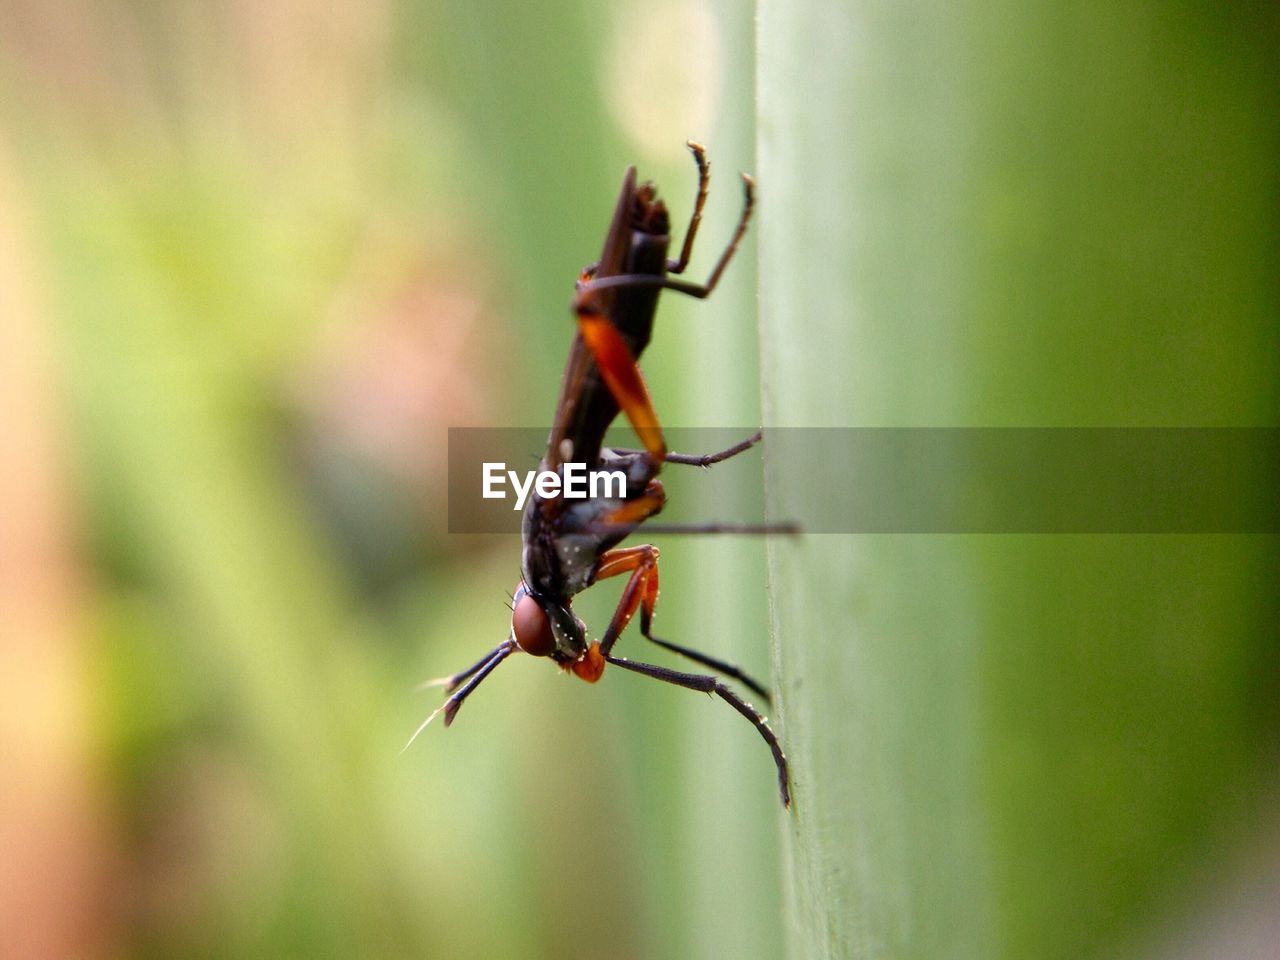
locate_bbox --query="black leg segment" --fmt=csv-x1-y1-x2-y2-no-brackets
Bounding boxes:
605,653,790,808
641,633,772,704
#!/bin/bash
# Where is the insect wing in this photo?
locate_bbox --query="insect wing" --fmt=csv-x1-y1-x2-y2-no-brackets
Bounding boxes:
546,166,638,472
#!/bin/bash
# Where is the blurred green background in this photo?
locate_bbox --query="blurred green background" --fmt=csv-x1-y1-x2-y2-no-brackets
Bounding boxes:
757,2,1277,959
1,1,776,957
0,1,1276,959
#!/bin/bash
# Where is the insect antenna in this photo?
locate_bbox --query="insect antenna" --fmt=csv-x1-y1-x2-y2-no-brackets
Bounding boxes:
415,642,509,693
403,640,516,750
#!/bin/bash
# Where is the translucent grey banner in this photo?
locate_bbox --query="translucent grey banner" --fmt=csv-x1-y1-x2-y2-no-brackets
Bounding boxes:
447,428,1279,534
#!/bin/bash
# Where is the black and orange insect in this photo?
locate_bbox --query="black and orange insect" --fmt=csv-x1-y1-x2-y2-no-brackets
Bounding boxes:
414,142,790,807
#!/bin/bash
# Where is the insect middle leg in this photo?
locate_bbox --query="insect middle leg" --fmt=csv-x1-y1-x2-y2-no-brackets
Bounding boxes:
572,312,763,468
610,429,763,468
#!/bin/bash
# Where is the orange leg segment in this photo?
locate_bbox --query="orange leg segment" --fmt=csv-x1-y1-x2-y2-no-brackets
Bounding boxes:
593,544,661,657
571,533,662,686
591,536,775,705
574,299,667,463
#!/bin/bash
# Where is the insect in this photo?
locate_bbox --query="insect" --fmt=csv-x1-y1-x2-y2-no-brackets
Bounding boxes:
414,141,791,808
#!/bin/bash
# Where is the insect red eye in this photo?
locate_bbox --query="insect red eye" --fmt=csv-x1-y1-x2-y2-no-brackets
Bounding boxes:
513,594,555,657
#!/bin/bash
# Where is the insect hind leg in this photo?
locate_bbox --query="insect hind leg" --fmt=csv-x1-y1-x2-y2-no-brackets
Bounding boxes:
667,140,711,275
579,168,754,302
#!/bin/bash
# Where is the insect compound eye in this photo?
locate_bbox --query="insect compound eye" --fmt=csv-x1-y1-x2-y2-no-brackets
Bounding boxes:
512,594,556,657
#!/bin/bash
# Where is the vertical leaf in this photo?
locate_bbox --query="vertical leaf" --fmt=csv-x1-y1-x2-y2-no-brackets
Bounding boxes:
756,2,1278,958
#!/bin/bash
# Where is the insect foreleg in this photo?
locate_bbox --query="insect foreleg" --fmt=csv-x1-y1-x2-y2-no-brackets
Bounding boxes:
593,543,773,703
604,653,791,808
